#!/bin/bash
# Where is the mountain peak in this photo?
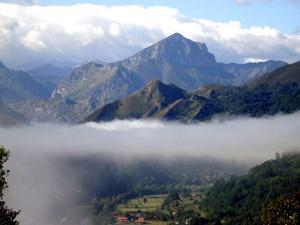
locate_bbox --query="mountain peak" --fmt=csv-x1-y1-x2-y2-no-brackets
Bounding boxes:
141,80,187,102
160,33,209,51
81,61,103,69
147,80,164,89
135,33,216,66
81,80,188,123
164,32,185,40
144,80,179,92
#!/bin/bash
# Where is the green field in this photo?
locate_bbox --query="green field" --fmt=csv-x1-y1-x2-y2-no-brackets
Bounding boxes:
118,194,167,213
116,187,207,224
180,196,204,216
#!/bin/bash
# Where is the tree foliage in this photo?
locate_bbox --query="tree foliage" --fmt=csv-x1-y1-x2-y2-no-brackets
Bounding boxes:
0,146,19,225
202,152,300,225
164,190,180,206
261,193,300,225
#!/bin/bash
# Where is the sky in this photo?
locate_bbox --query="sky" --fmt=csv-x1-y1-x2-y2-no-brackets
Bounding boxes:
0,0,299,67
34,0,300,34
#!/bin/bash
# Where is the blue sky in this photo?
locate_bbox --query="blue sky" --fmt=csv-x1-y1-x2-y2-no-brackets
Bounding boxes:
36,0,300,34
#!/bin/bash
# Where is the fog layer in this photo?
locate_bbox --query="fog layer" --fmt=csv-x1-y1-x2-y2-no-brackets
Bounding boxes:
1,113,300,160
1,112,300,225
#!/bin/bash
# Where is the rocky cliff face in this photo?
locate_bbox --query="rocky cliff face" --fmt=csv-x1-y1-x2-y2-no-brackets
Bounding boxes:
6,33,287,123
82,62,300,123
49,33,233,122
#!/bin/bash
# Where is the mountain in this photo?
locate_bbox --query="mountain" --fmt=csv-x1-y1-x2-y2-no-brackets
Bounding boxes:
83,80,188,122
80,80,230,123
0,99,28,126
250,61,300,87
9,99,75,123
28,63,73,93
83,62,300,123
221,60,287,85
52,33,228,100
0,61,50,103
47,33,284,123
14,60,83,71
51,33,231,116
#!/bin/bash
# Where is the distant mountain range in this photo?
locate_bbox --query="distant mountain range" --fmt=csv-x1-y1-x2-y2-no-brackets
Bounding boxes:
50,33,285,123
27,64,73,93
82,62,300,123
0,62,49,103
0,33,296,125
249,61,300,87
0,62,74,125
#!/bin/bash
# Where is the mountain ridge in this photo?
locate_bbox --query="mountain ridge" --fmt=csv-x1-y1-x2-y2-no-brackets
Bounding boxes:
82,61,300,123
48,33,286,122
0,61,50,103
2,34,288,123
82,80,188,122
28,63,73,93
0,99,29,126
250,61,300,87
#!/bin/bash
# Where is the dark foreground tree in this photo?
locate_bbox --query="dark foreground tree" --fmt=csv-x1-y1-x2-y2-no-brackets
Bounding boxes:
0,146,19,225
261,193,300,225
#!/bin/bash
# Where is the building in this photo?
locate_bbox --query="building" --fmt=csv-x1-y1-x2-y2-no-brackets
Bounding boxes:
116,216,129,224
135,212,145,223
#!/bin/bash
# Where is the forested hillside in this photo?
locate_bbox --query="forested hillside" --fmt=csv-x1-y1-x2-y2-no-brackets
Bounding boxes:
202,152,300,225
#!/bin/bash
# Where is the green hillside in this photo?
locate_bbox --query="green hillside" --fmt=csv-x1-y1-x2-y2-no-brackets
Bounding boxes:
250,61,300,87
83,61,300,123
202,152,300,225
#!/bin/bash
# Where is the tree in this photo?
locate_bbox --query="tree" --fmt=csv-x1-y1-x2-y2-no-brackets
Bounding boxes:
164,190,180,206
143,197,147,204
0,146,19,225
201,153,300,225
261,193,300,225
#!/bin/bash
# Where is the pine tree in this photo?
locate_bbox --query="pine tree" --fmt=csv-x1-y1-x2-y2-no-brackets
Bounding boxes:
0,146,19,225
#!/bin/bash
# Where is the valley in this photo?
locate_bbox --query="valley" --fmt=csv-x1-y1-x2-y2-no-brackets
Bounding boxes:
0,2,299,225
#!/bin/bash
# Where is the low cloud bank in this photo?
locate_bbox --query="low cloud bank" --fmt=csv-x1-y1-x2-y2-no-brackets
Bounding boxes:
1,113,300,160
0,112,300,225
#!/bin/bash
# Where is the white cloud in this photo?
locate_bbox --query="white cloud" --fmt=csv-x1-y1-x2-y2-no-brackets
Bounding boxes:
0,3,299,66
1,0,38,5
244,57,268,63
235,0,272,4
235,0,300,4
21,30,47,51
2,113,300,162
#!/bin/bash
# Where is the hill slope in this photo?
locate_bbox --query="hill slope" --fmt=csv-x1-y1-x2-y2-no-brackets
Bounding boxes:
83,80,188,122
83,61,300,123
0,61,49,103
0,100,28,126
7,34,285,123
202,152,300,225
250,61,300,87
43,33,283,123
28,63,73,93
221,60,286,85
